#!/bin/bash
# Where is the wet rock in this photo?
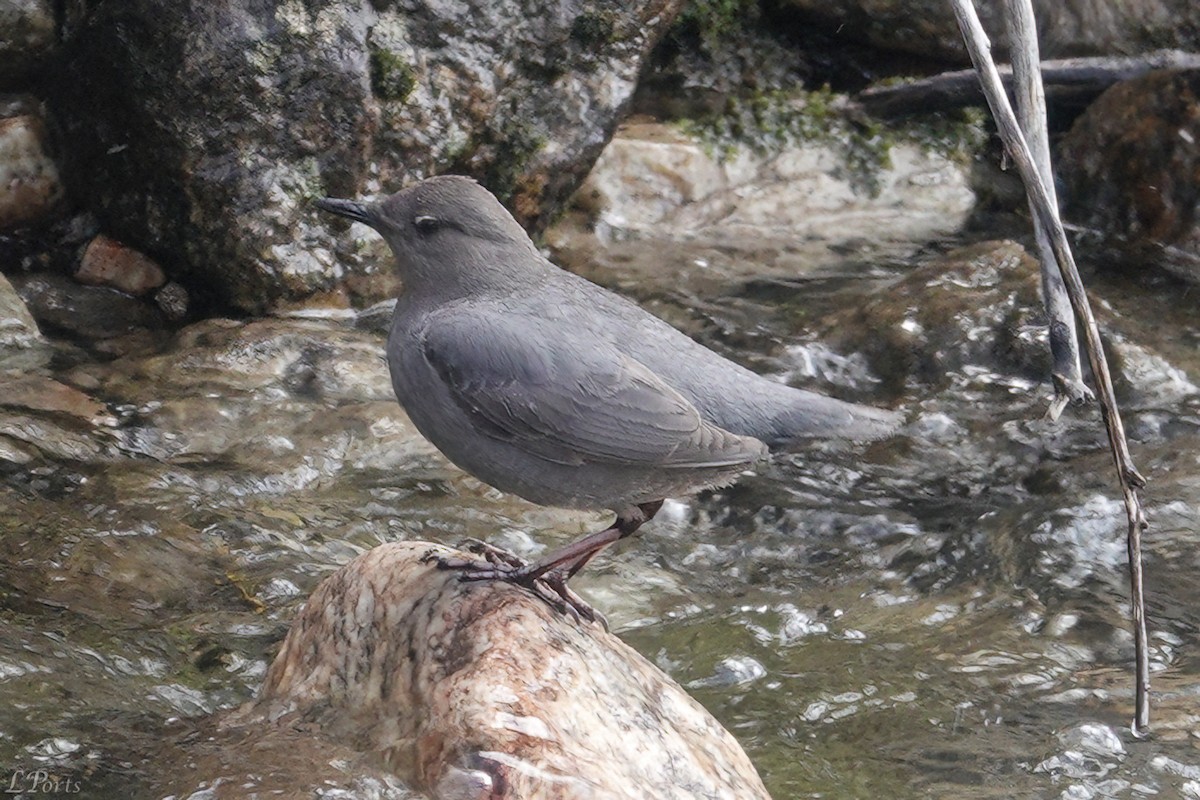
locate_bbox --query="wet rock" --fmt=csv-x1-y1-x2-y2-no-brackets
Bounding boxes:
0,269,47,368
0,0,56,85
51,0,685,312
103,317,396,402
0,434,33,463
0,376,112,425
153,280,189,320
75,234,167,297
249,541,771,799
0,410,109,461
94,317,438,476
1058,69,1200,284
776,0,1200,63
815,240,1049,400
127,718,416,799
9,271,166,342
0,110,64,229
0,500,225,623
550,119,976,292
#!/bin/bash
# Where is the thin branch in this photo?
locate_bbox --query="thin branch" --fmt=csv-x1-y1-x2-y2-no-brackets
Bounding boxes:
949,0,1151,735
1001,0,1092,417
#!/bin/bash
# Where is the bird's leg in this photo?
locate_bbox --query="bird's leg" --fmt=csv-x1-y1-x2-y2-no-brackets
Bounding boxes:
426,500,664,625
562,500,663,580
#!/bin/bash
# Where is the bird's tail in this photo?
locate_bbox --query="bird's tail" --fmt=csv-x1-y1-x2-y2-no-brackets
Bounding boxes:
762,387,904,449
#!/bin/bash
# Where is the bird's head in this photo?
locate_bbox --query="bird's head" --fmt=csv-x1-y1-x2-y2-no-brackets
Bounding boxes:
316,175,538,293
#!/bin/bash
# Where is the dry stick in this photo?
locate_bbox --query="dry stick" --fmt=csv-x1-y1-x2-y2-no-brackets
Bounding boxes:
948,0,1152,734
857,50,1200,118
1002,0,1093,419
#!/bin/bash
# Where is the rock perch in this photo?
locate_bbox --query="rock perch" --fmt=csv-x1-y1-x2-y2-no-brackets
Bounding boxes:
250,542,772,800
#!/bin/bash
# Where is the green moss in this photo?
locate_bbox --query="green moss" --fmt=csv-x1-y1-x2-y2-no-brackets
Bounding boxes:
679,86,868,167
482,117,548,203
678,87,987,196
369,47,417,103
678,0,758,48
570,11,617,47
288,157,325,204
895,106,990,165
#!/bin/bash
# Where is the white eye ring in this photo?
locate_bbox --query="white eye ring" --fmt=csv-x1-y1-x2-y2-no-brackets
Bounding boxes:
414,215,440,232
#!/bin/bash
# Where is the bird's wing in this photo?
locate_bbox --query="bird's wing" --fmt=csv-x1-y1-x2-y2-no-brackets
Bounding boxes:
419,309,766,469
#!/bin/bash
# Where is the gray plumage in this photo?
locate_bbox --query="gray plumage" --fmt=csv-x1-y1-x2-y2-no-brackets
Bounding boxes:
316,176,901,617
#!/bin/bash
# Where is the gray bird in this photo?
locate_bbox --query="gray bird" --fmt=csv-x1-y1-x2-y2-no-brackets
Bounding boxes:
316,176,901,621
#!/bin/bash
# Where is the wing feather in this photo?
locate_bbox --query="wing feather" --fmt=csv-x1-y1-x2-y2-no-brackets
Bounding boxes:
420,310,766,469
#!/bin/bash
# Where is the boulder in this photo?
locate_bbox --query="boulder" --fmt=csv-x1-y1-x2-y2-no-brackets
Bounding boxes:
549,118,976,292
50,0,684,313
249,541,772,799
1058,68,1200,284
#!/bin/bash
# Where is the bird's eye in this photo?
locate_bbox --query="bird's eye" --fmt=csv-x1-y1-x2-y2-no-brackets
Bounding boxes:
414,215,441,233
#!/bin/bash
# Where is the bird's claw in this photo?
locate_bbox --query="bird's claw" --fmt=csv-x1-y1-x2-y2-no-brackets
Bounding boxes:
457,537,527,569
425,545,605,628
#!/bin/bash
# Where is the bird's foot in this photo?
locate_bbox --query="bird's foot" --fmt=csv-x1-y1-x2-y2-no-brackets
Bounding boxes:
458,537,528,569
421,544,607,629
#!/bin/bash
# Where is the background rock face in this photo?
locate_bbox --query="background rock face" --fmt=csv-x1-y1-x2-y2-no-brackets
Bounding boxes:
776,0,1200,62
52,0,683,313
0,0,56,86
1058,68,1200,283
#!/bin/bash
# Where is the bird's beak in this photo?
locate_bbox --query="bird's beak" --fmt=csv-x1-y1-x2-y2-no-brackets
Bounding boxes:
315,197,375,225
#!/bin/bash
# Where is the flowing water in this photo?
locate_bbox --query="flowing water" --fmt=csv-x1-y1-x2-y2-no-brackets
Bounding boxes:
1,222,1198,798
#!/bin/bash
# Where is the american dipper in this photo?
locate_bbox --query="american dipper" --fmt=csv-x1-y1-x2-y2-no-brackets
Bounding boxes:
316,176,901,622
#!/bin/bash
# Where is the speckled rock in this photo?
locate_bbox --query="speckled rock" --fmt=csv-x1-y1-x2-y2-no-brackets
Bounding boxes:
0,0,56,85
50,0,684,313
1058,69,1200,284
0,110,63,229
153,281,189,320
75,234,167,297
777,0,1200,62
251,541,771,800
